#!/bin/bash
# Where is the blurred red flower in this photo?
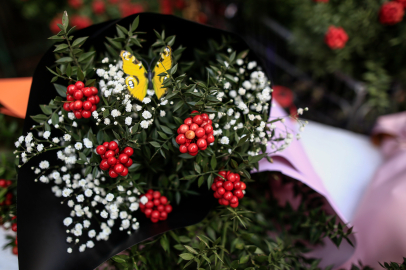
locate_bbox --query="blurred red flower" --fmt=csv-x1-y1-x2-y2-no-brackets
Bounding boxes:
313,0,329,3
160,0,173,14
49,16,62,34
324,26,348,50
379,2,404,25
395,0,406,8
174,0,186,10
68,0,83,9
71,15,92,29
92,0,106,14
119,3,144,17
109,0,120,3
272,85,294,108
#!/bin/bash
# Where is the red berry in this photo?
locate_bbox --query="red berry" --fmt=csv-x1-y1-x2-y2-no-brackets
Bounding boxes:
82,110,91,118
153,191,161,199
67,84,76,95
118,154,129,164
192,115,203,125
151,210,160,219
230,196,238,204
120,167,128,176
189,151,198,156
207,120,212,125
176,134,186,145
147,189,154,194
96,145,106,155
105,150,115,158
151,218,159,223
184,117,193,125
109,169,119,178
63,103,71,111
227,173,236,182
90,86,98,95
190,110,199,114
201,113,209,121
11,223,17,232
214,192,221,199
207,134,215,144
74,111,82,119
185,130,195,140
103,142,109,147
108,141,118,150
234,189,244,199
91,105,97,112
100,159,109,170
114,164,124,173
223,181,234,191
124,158,133,167
189,123,199,131
0,179,5,187
146,201,154,209
188,143,198,153
87,96,96,104
179,145,188,153
67,95,74,101
160,211,168,220
75,81,84,90
240,182,246,190
94,95,100,104
69,102,75,111
107,157,117,166
197,138,207,149
123,147,134,156
160,196,168,205
204,125,213,134
145,208,152,217
223,191,233,200
83,101,92,110
165,205,173,213
233,181,242,190
153,199,161,206
74,90,83,100
230,201,239,208
234,174,241,182
74,100,83,110
6,180,11,187
211,183,217,191
83,87,93,97
215,181,223,188
217,187,226,195
222,199,230,206
178,124,189,134
195,128,205,138
12,246,18,255
157,205,165,212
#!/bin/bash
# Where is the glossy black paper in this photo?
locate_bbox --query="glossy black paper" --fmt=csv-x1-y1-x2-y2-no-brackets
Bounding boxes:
17,13,272,270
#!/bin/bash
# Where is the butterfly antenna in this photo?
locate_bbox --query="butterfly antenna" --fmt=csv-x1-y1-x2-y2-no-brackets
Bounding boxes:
141,59,150,71
149,57,157,69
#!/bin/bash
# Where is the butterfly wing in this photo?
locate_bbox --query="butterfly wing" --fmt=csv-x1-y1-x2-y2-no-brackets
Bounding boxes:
152,46,173,100
120,50,148,101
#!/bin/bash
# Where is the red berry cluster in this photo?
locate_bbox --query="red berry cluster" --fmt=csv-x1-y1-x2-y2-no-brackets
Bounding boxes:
211,171,246,208
0,179,13,206
139,190,173,223
63,81,100,119
176,111,215,156
96,141,134,178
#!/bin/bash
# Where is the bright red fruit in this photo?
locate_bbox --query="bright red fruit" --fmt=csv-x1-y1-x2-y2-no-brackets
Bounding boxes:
123,147,134,156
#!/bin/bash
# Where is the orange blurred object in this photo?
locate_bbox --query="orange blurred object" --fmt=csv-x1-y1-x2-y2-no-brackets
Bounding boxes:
0,77,32,119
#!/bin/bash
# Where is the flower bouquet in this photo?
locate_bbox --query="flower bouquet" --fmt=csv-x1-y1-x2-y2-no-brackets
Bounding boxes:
15,12,304,270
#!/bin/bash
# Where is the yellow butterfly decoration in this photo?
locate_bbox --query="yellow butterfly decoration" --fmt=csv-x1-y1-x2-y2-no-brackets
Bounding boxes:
119,46,173,101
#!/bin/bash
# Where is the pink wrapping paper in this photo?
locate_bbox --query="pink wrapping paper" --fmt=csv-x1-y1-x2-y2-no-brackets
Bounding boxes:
260,102,406,268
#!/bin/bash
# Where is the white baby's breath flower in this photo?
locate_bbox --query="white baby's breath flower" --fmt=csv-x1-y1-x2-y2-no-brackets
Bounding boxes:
220,136,229,145
85,189,93,197
160,110,166,117
106,193,114,202
125,117,132,126
142,111,152,119
140,120,150,129
227,108,234,116
39,160,50,169
52,138,60,144
236,59,243,65
68,112,75,120
111,109,120,118
229,90,237,98
104,118,111,125
160,99,168,106
75,142,83,151
63,217,72,226
126,103,132,112
297,108,304,115
96,69,105,77
247,61,257,70
242,81,252,90
43,131,51,139
140,196,148,204
209,114,215,120
224,82,231,89
83,138,93,148
142,97,151,104
88,230,96,238
64,134,71,141
37,144,44,152
238,88,246,95
72,122,77,127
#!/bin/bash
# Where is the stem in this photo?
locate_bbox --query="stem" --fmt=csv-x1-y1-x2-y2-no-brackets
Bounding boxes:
218,222,229,270
64,32,81,69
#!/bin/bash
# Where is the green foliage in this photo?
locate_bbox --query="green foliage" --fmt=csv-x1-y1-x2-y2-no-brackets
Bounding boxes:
380,258,406,270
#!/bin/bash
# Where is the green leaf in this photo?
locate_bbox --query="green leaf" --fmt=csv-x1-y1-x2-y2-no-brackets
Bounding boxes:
173,116,183,126
194,163,201,174
178,153,194,159
176,191,181,204
149,141,160,148
230,159,238,169
111,255,127,264
160,235,169,252
249,153,267,164
173,101,184,113
131,16,140,31
179,253,194,261
78,51,96,62
239,255,249,264
116,24,128,35
53,44,68,53
31,114,48,123
77,68,85,81
157,131,169,140
161,126,173,135
210,155,217,170
72,36,88,47
207,174,214,190
62,11,69,31
198,176,204,187
66,64,72,77
169,64,178,75
51,113,59,125
40,105,53,115
184,245,198,255
55,57,73,64
54,83,67,98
